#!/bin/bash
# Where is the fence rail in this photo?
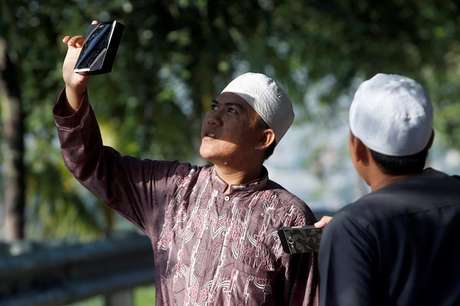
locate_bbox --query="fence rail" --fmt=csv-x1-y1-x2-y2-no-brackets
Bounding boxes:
0,232,154,306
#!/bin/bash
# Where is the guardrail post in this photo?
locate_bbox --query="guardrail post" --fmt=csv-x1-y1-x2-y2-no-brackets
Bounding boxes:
104,290,134,306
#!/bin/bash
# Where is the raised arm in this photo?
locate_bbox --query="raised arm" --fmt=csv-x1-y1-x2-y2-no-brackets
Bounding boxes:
55,25,192,236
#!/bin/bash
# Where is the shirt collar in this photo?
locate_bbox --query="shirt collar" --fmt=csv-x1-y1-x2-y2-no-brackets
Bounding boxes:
210,166,269,194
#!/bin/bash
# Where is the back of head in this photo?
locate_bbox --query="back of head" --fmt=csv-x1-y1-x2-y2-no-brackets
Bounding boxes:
350,73,434,175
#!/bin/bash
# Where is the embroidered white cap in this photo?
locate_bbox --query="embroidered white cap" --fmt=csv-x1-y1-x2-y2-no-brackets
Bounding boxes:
350,73,433,156
221,72,294,143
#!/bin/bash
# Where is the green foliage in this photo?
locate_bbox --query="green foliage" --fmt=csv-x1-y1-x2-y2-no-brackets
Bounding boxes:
2,0,460,240
266,0,460,139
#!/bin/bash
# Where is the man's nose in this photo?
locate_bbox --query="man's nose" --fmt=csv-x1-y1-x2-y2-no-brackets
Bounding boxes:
207,111,222,126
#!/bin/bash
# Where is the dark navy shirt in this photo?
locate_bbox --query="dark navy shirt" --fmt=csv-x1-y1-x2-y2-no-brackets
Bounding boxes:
319,168,460,306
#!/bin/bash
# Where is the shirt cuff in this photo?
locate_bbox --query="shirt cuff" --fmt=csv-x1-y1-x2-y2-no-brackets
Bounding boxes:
53,88,90,128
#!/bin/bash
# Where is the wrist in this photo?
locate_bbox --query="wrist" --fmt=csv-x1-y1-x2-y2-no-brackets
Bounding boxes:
65,82,86,94
65,85,86,111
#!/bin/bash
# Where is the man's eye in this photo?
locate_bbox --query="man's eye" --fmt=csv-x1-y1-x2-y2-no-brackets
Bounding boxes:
227,107,238,114
211,104,219,110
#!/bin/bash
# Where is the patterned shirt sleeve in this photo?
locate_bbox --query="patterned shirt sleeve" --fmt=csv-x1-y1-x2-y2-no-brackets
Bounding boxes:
53,90,192,236
275,198,319,306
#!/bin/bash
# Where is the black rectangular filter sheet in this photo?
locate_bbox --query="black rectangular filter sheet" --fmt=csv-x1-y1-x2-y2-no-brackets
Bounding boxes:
278,226,322,254
74,21,124,75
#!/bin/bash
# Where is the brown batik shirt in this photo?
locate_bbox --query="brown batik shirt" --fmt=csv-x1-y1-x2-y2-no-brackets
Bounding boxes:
53,91,319,306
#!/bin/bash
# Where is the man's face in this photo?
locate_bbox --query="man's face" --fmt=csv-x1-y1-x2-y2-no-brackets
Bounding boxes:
199,92,262,166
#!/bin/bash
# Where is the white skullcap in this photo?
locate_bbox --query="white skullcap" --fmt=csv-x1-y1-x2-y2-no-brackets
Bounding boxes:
350,73,433,156
221,72,294,143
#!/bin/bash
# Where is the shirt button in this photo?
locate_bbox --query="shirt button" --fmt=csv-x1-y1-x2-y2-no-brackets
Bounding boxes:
224,196,230,201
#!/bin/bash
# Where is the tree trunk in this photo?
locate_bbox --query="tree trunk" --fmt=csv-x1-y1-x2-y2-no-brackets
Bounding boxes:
0,38,26,241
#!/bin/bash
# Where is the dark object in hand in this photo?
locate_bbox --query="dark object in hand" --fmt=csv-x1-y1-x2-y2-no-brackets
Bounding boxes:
74,21,124,75
278,226,322,254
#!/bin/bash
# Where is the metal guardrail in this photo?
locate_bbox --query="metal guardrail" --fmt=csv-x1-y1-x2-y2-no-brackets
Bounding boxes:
0,232,154,306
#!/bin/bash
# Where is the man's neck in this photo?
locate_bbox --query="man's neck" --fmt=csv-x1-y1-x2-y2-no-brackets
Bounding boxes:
214,163,264,191
369,173,412,191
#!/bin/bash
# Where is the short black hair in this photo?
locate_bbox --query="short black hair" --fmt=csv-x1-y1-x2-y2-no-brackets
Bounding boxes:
370,148,429,176
256,117,277,160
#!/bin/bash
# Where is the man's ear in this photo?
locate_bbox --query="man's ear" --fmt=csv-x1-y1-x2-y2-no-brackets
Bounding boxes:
350,133,369,165
255,128,275,151
427,130,435,149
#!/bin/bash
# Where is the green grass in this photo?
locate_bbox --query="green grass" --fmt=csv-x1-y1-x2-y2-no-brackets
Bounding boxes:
70,296,102,306
69,286,155,306
135,285,156,305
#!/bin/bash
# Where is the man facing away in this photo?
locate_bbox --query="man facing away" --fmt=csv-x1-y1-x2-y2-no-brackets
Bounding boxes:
319,73,460,306
54,30,319,305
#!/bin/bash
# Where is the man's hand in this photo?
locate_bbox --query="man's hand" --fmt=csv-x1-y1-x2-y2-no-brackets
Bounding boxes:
314,216,333,229
61,20,98,111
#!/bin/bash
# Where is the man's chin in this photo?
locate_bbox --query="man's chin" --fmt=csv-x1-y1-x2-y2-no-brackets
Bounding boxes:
199,146,214,161
199,147,228,165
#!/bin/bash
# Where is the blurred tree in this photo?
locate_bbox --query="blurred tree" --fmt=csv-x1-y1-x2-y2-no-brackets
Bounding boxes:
0,0,275,240
266,0,460,143
0,38,25,241
1,0,460,240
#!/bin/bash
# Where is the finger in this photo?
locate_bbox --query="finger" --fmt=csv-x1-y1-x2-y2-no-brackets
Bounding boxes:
67,35,85,47
62,36,70,43
314,220,325,228
314,216,333,228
